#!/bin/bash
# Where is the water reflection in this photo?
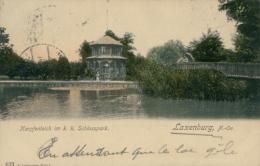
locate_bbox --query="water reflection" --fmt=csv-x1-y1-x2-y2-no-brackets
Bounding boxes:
79,89,144,119
141,96,260,119
0,85,259,120
0,86,72,120
0,86,145,120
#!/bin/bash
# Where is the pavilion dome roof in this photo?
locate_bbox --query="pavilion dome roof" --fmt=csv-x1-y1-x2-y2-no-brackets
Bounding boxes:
90,35,123,46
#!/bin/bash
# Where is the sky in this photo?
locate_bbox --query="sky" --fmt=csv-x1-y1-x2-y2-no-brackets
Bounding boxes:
0,0,237,62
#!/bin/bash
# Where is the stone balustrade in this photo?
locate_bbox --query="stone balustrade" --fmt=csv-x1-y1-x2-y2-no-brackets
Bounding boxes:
0,80,143,93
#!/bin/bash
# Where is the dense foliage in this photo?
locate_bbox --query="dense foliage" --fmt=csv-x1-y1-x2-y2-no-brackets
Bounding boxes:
105,30,259,101
219,0,260,62
127,56,258,101
37,59,58,79
0,27,9,48
147,40,186,64
0,26,96,80
188,29,232,62
187,0,260,63
0,47,23,78
55,56,70,80
78,40,92,62
70,61,95,80
105,30,258,101
0,47,95,80
1,27,259,101
0,51,95,80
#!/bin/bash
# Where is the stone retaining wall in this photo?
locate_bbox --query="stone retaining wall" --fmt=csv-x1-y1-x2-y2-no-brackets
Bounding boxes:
0,81,143,94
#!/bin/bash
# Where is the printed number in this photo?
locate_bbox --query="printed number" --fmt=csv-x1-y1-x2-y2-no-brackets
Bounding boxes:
6,162,14,166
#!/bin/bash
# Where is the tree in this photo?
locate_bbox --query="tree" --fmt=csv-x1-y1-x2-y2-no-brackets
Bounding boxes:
0,27,10,48
0,27,23,79
137,53,144,58
188,29,227,62
78,40,92,78
105,30,120,41
55,56,70,80
105,30,136,55
47,59,58,79
0,47,23,78
38,59,57,79
18,60,39,80
147,40,186,64
70,61,85,79
219,0,260,62
78,40,92,62
230,33,258,62
0,27,40,79
105,30,136,56
121,32,136,54
0,27,11,75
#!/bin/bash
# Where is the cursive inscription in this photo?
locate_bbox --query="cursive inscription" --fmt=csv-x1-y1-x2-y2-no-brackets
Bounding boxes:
205,141,237,158
175,144,196,153
62,145,128,157
37,137,59,159
132,148,155,160
158,144,170,154
37,137,237,160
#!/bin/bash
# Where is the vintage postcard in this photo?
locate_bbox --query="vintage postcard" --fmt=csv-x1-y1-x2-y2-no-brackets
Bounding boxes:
0,0,259,165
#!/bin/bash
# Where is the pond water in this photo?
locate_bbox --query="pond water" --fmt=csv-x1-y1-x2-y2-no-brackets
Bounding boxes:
0,86,259,120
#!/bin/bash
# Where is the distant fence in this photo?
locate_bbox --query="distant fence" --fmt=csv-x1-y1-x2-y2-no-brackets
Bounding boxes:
166,62,260,79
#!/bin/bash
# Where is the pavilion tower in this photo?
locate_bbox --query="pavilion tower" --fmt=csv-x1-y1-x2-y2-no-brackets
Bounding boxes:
86,35,127,80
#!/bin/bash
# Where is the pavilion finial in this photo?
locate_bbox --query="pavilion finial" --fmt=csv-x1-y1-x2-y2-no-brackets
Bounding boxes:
107,10,108,31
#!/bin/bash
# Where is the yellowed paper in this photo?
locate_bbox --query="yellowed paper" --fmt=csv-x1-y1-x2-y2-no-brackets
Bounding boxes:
0,0,259,166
